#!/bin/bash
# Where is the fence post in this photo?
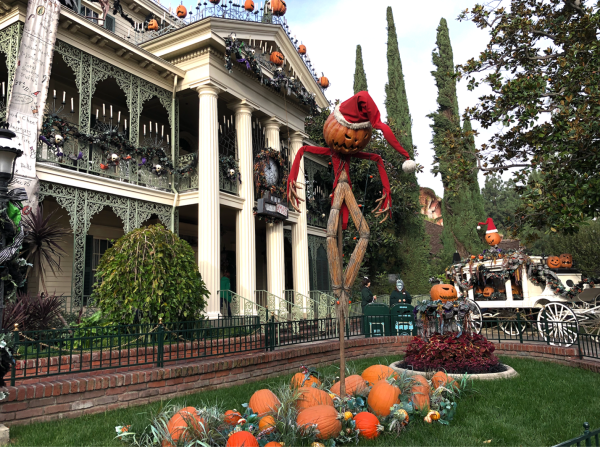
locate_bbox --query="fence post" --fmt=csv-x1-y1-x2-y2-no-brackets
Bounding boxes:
269,312,275,351
11,324,19,387
583,422,590,446
156,319,164,368
542,308,551,346
264,307,269,351
576,324,583,360
516,310,523,344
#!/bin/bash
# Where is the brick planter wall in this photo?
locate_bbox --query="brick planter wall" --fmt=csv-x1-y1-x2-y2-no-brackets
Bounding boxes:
0,336,597,427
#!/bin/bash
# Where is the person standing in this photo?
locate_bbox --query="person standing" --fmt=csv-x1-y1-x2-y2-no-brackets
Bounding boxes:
390,278,412,306
220,269,232,317
361,277,376,310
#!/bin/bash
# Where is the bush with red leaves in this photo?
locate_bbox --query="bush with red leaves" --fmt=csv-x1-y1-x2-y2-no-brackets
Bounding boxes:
403,332,500,374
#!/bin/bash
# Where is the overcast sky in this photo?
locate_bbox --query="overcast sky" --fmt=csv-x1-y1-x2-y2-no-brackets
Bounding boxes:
283,0,503,198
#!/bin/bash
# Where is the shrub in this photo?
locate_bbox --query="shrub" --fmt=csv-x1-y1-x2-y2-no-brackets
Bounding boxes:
404,333,499,374
2,293,65,331
94,225,208,324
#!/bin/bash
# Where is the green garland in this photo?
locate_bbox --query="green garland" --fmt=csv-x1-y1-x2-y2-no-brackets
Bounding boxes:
527,263,595,300
219,155,241,183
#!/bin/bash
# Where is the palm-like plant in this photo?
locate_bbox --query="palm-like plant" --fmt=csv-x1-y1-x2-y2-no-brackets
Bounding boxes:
21,206,71,293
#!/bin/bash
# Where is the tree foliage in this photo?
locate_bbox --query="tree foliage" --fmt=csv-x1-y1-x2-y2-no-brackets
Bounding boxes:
94,225,208,324
456,0,600,235
353,45,369,94
481,174,521,233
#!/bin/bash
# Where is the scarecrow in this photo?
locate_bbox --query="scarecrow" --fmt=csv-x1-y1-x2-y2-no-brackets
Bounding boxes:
286,91,416,395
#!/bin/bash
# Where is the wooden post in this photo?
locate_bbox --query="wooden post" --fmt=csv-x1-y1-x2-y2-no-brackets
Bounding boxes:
337,217,346,397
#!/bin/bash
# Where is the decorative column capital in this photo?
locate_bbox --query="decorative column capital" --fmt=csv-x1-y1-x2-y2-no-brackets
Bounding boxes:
228,99,259,116
289,130,308,146
193,81,225,98
261,117,284,131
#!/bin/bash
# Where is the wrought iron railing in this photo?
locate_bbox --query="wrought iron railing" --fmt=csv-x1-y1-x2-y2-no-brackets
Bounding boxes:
58,296,98,317
176,153,199,192
283,290,315,320
220,289,268,324
555,423,600,447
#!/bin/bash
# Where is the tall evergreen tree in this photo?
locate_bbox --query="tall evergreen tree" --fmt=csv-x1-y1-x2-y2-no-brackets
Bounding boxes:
384,6,431,293
353,45,368,94
429,18,486,261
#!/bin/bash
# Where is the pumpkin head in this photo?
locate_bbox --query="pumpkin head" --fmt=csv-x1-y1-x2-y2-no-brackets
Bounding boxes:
163,407,206,446
470,255,476,259
298,44,307,55
224,410,242,426
319,76,330,89
269,0,287,16
323,113,372,155
147,19,159,31
367,380,401,417
478,254,484,260
248,389,281,417
430,284,458,303
295,387,334,411
176,5,187,17
296,405,342,440
259,415,276,434
431,371,459,390
361,365,397,386
244,0,255,11
270,51,284,66
226,431,258,447
291,372,321,389
485,232,502,246
483,286,494,297
410,375,430,412
560,253,573,268
547,256,561,269
353,412,381,439
330,374,367,397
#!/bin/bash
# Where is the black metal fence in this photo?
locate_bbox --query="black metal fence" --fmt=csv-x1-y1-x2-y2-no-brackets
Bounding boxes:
555,423,600,447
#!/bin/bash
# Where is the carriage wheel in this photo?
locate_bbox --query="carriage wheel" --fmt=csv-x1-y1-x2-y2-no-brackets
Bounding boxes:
457,300,482,334
581,311,600,343
537,302,579,347
499,317,527,336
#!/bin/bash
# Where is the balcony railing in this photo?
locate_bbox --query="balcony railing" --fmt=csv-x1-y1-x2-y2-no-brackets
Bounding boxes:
176,154,239,195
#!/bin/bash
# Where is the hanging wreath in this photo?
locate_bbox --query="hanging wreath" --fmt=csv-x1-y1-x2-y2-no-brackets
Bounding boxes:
253,147,288,198
219,155,241,183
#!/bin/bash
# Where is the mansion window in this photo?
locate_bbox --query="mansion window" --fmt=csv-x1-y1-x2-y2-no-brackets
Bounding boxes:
83,236,113,297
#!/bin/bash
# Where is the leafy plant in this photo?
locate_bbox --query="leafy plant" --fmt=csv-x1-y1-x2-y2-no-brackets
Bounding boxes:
94,224,209,324
2,293,65,331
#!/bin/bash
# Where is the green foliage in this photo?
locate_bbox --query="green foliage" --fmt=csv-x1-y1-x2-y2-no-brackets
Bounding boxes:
456,1,600,234
353,45,369,94
481,174,521,234
94,224,208,324
304,103,332,146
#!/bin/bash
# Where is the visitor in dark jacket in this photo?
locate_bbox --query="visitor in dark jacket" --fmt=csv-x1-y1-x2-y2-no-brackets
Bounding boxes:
361,277,376,309
389,278,412,306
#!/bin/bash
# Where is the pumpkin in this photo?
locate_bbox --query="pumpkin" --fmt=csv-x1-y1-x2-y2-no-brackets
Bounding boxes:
475,286,483,295
226,431,258,447
560,253,573,268
295,387,334,410
478,254,484,260
319,76,330,89
163,407,206,446
511,285,521,296
209,0,221,4
147,19,159,31
270,51,284,66
353,412,381,439
296,405,341,440
269,0,287,16
249,389,281,417
265,443,283,448
410,375,430,412
343,411,353,421
367,380,401,417
224,409,242,425
330,375,367,397
323,113,373,155
259,415,276,434
394,408,409,425
424,410,441,423
298,44,307,55
483,286,494,297
291,372,321,389
547,256,561,269
176,5,187,17
430,284,458,303
431,372,459,390
361,365,397,386
485,231,502,246
470,255,476,259
244,0,255,11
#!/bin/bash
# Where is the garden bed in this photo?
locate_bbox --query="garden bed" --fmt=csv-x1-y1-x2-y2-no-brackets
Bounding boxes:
390,361,519,380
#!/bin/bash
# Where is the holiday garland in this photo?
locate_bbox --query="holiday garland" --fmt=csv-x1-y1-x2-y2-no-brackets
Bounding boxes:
219,155,241,184
253,148,289,198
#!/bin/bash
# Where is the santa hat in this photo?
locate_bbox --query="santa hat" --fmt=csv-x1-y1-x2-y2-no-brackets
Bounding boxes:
477,217,498,234
335,91,416,173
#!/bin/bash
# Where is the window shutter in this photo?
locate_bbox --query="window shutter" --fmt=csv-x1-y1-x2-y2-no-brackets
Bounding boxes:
83,235,94,298
105,15,115,32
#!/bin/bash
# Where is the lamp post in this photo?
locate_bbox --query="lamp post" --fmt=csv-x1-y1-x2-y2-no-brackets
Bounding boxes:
0,125,22,331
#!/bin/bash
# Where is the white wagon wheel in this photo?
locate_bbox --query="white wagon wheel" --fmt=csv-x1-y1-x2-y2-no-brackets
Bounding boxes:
457,300,483,335
497,310,527,336
579,306,600,343
537,302,579,347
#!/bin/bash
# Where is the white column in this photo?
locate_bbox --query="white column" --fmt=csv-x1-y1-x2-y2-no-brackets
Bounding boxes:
290,132,310,305
197,85,221,319
263,118,285,300
233,102,256,310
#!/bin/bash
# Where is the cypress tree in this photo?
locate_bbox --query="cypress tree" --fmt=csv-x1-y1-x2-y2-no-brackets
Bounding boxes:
353,45,368,94
383,6,431,293
429,18,486,262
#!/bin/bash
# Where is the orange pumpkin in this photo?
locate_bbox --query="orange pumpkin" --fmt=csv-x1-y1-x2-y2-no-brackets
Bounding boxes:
483,286,494,297
330,374,367,397
176,5,187,17
323,113,372,155
259,415,276,434
431,371,459,390
470,255,476,259
410,375,430,412
224,409,242,426
475,286,484,295
511,285,521,296
163,407,206,446
269,0,287,16
295,387,334,410
367,380,401,417
361,365,397,386
560,253,573,268
226,431,258,447
353,412,381,439
547,256,561,269
209,0,220,4
298,44,307,55
244,0,255,11
319,76,330,89
296,405,341,440
430,284,458,303
147,19,159,31
248,389,281,417
270,51,284,66
478,254,484,260
485,231,502,246
291,372,321,389
264,443,282,448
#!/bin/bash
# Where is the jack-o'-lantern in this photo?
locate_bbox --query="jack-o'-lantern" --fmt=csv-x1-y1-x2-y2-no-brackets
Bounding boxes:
560,254,573,268
485,232,502,246
319,76,330,89
298,44,306,55
430,284,458,303
209,0,220,4
147,19,159,31
244,0,254,11
511,285,521,296
176,4,187,17
268,0,287,16
323,113,372,155
547,256,561,269
483,286,494,297
478,254,484,260
270,51,284,66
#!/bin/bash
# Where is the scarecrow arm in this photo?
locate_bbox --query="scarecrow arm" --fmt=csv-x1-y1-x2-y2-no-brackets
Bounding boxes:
353,152,393,222
287,145,331,212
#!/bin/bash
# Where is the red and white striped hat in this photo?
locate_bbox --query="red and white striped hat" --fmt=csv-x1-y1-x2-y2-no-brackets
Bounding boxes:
477,217,498,234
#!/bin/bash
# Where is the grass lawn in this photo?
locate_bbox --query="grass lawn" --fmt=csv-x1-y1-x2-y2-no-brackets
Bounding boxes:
8,355,600,447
